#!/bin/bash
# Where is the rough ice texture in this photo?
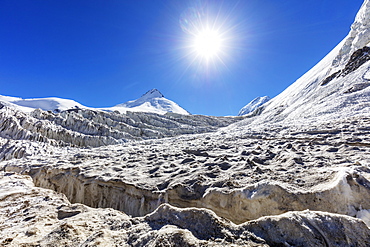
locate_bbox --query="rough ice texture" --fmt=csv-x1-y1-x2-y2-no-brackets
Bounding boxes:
2,116,370,224
1,172,370,246
0,104,242,149
2,0,370,246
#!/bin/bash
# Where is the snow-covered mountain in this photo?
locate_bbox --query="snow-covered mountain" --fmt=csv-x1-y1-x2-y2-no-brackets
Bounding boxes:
113,89,190,115
0,95,85,113
238,96,270,116
0,89,190,115
243,0,370,125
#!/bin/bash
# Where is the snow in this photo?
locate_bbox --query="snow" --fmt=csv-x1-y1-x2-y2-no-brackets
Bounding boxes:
0,89,190,115
232,0,370,127
364,69,370,79
114,89,190,115
12,97,84,112
1,0,370,245
357,209,370,227
0,95,87,113
238,96,270,116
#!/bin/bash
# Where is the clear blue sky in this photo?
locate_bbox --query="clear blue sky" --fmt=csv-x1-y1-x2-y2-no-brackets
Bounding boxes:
0,0,364,116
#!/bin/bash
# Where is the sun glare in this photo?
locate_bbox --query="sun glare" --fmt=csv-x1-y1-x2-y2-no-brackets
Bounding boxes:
193,28,223,60
179,5,237,69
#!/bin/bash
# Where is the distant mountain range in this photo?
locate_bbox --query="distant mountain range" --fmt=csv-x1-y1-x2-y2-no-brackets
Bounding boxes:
0,89,190,115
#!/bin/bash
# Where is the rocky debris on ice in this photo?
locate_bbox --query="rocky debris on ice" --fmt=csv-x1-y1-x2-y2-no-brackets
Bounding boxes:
238,96,270,116
1,172,370,246
2,115,370,225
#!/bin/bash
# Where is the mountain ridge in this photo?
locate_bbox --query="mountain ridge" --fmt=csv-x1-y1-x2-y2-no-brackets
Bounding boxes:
236,0,370,127
0,88,190,115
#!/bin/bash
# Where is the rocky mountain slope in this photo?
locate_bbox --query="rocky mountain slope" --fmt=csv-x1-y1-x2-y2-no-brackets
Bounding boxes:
1,1,370,246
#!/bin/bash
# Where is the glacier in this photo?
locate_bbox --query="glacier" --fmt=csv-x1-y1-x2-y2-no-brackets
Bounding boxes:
2,0,370,246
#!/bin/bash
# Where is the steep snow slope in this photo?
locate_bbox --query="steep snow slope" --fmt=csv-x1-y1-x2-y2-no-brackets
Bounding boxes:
240,0,370,125
114,89,190,115
238,96,270,116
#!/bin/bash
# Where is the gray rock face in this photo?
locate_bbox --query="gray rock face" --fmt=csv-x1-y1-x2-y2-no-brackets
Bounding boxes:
321,46,370,86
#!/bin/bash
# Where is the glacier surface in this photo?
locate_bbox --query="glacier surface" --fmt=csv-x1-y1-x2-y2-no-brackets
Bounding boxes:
2,0,370,246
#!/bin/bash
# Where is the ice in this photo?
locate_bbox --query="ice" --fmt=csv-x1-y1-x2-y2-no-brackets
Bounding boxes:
1,172,370,246
1,0,370,245
357,209,370,227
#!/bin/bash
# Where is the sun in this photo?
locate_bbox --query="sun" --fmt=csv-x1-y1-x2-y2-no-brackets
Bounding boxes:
192,28,223,61
179,6,236,68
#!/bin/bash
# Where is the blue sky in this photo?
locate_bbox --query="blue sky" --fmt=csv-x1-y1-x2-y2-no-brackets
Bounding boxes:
0,0,364,116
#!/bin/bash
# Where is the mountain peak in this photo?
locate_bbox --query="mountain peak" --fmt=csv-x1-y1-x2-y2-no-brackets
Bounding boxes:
141,89,164,99
114,89,189,115
238,96,270,116
244,0,370,124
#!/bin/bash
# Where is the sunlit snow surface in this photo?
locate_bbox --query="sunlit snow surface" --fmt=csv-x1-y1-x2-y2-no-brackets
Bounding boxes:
247,0,370,125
